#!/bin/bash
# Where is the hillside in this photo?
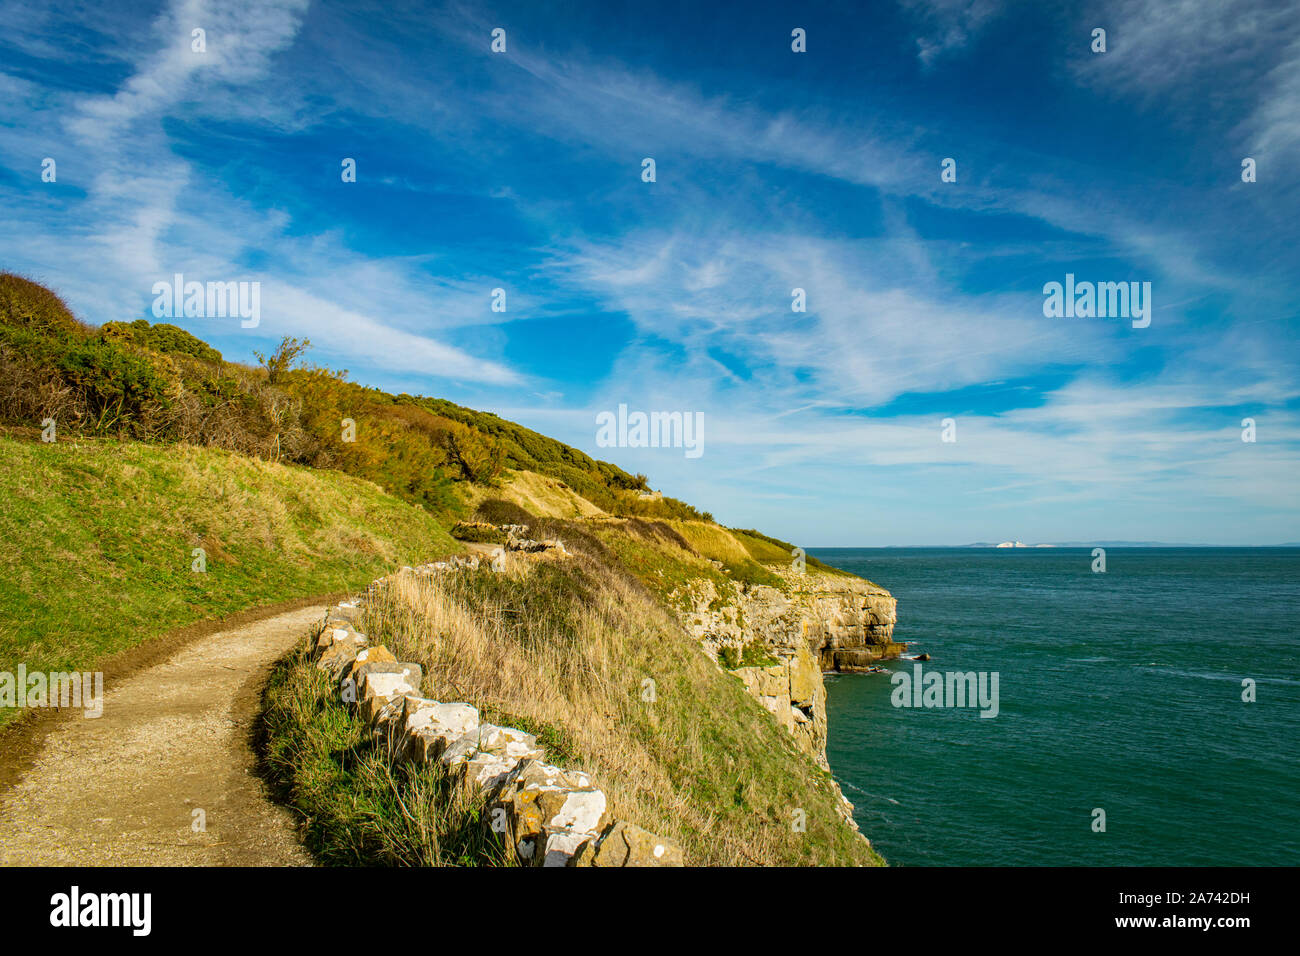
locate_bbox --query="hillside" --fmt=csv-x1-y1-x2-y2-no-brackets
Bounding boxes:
263,522,886,865
0,435,460,731
0,273,899,866
0,272,709,523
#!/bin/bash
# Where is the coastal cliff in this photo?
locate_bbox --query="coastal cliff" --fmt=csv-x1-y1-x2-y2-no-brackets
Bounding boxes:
677,565,902,768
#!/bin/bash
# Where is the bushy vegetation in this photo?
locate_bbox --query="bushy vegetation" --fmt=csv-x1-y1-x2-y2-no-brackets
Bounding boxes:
473,497,535,526
414,395,710,520
0,272,712,524
101,318,223,364
718,642,783,670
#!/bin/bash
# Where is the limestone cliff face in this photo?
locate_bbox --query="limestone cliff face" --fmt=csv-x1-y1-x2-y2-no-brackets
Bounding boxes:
796,578,900,673
676,566,902,770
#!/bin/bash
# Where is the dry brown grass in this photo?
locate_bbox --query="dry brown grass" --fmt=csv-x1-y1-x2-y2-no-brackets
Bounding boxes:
457,469,607,520
356,533,881,866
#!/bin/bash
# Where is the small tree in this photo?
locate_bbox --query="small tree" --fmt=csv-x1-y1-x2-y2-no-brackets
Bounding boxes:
254,336,311,385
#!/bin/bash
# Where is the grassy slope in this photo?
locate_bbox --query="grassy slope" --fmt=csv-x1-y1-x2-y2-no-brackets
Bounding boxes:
0,435,459,728
458,468,607,520
263,517,882,866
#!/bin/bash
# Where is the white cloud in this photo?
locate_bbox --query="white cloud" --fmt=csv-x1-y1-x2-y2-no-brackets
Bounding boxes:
264,283,521,384
0,0,523,388
898,0,1005,66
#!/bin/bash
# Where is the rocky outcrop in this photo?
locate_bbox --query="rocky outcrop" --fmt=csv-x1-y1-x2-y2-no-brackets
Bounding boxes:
731,641,827,764
677,566,901,767
674,565,899,833
311,568,681,868
794,577,900,673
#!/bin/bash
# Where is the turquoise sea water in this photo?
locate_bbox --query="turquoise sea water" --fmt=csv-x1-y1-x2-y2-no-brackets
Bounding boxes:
812,547,1300,866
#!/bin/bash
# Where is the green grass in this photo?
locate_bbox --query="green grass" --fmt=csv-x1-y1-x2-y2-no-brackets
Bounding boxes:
0,435,459,728
728,527,856,577
258,626,514,866
588,519,737,612
719,643,783,669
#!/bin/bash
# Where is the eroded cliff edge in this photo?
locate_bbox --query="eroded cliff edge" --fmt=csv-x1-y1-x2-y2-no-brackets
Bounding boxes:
677,565,901,769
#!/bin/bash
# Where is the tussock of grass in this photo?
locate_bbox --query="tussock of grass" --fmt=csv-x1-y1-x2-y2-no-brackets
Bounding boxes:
0,435,459,728
258,627,513,866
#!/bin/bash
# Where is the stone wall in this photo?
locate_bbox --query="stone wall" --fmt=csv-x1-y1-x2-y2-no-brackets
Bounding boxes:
300,539,897,863
311,559,682,868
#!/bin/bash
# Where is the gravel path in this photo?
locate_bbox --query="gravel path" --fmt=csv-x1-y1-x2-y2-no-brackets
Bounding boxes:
0,605,324,866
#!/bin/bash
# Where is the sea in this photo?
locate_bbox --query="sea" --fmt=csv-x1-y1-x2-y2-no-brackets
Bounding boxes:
811,547,1300,866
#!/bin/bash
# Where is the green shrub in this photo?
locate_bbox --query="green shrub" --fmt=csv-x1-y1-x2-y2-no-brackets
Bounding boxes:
740,643,780,667
101,319,223,363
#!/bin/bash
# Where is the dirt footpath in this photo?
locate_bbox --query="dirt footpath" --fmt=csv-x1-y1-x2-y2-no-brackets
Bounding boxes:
0,605,326,866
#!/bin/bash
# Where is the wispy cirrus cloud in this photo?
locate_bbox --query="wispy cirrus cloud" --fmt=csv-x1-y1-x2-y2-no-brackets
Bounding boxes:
0,0,523,387
897,0,1005,66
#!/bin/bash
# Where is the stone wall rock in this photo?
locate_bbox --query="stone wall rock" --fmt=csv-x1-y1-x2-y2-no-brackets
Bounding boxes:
572,820,684,867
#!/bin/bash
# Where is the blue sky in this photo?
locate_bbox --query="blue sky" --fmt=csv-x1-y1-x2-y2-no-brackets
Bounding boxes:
2,0,1297,544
